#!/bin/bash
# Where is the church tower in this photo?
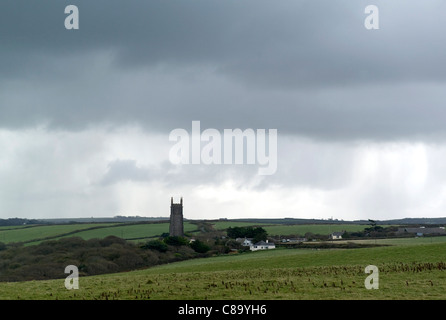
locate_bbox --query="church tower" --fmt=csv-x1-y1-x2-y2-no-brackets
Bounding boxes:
169,197,184,237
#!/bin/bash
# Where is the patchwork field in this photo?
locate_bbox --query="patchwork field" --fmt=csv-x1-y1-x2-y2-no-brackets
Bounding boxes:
212,221,371,235
0,221,198,245
0,221,374,246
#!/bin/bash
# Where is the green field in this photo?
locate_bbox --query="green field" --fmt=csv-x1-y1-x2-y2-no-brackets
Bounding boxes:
212,221,373,236
0,222,197,245
0,240,445,300
327,236,446,246
57,222,197,242
0,221,372,246
263,224,370,236
212,221,272,230
0,224,116,244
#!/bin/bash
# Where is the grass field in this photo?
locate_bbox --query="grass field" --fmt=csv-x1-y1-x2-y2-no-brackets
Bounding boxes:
212,221,272,230
263,224,370,236
327,235,446,246
0,222,198,245
0,240,445,300
0,221,372,246
0,224,116,244
212,221,374,236
56,222,197,242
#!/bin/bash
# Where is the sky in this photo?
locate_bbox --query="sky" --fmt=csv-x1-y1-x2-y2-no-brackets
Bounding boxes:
1,0,446,221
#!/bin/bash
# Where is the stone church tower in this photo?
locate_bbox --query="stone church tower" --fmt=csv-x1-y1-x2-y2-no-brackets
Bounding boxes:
169,197,184,237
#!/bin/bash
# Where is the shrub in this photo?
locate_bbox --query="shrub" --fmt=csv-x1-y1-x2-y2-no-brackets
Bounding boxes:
99,236,127,247
33,244,54,255
142,250,160,265
163,236,188,246
115,251,144,269
190,239,210,253
84,256,119,274
141,239,168,252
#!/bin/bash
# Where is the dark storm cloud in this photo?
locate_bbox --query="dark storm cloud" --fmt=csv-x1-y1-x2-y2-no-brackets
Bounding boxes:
1,0,446,141
2,0,445,85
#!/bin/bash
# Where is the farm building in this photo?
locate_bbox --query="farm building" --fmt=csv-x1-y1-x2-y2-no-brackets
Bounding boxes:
250,240,276,251
281,238,307,243
236,237,254,247
329,232,344,240
397,227,446,236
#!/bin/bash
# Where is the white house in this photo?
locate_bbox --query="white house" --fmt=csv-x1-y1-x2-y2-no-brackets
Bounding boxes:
250,240,276,251
236,237,253,247
329,232,344,240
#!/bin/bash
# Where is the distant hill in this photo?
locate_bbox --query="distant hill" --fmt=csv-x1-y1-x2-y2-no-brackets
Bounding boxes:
221,217,446,225
2,216,446,227
41,216,170,224
0,218,46,226
376,217,446,225
0,216,169,226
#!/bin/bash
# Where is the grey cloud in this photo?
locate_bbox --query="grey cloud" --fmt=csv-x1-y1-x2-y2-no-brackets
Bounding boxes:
100,159,154,185
1,0,446,143
2,61,446,143
2,0,446,86
100,158,262,189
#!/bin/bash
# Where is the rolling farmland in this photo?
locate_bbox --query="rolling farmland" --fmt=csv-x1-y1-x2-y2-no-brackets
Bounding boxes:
0,221,197,245
0,220,445,300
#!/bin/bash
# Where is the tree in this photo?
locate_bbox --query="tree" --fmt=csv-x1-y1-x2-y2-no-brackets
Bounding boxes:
365,219,383,233
226,226,268,240
224,239,242,250
190,239,210,253
252,228,268,243
163,236,188,246
226,227,244,239
342,231,351,239
141,239,168,252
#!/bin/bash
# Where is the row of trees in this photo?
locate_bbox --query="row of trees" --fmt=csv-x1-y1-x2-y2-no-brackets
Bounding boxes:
143,236,211,254
226,226,268,243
